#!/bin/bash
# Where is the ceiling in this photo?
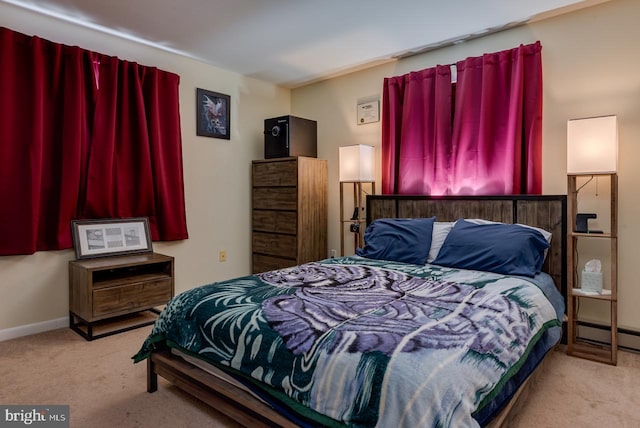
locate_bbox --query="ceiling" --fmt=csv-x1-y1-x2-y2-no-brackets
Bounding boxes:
3,0,607,88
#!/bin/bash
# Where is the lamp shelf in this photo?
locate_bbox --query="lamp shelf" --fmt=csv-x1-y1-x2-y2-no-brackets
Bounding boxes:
570,232,615,239
571,288,615,301
567,172,616,177
339,181,375,256
569,340,618,365
566,173,618,365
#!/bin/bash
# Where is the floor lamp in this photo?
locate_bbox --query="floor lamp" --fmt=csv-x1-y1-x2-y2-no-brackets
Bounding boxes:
339,144,375,256
566,115,619,365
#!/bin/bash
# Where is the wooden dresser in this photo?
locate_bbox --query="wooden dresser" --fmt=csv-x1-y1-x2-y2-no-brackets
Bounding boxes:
252,157,327,273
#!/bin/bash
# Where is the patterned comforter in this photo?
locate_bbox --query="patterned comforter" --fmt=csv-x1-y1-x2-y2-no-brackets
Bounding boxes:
134,256,563,428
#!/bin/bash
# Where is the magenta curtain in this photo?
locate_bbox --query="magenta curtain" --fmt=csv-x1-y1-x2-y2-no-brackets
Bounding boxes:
381,42,543,196
451,42,542,194
0,27,187,255
381,66,452,194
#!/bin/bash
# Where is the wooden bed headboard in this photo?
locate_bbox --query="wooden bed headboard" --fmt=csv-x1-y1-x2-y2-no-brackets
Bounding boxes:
366,195,567,298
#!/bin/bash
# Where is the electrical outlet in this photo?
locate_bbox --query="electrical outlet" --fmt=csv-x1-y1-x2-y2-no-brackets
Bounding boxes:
330,249,337,258
219,250,227,262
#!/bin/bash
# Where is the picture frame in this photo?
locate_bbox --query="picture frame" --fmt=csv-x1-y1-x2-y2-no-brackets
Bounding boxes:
357,99,380,125
196,88,230,139
71,217,153,260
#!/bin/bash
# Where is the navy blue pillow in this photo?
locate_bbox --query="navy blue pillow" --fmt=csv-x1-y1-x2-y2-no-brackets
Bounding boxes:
431,219,550,277
356,217,435,265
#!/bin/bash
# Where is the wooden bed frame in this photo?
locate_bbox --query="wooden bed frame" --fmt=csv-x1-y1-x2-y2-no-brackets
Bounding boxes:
147,194,567,428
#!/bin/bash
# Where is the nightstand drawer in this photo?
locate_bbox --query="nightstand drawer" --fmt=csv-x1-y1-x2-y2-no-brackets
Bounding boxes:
253,232,297,259
92,278,172,318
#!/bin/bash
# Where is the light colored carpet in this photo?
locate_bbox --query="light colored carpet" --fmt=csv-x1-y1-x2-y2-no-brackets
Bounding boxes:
1,326,639,427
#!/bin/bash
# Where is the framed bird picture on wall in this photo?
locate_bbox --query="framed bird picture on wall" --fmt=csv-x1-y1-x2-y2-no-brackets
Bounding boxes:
196,88,230,139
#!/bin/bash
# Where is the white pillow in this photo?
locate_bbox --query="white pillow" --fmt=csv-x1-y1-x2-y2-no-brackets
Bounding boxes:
427,221,455,263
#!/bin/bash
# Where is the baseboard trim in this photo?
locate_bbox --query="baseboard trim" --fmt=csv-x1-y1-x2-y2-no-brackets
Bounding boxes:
577,321,640,352
2,317,639,351
0,317,69,342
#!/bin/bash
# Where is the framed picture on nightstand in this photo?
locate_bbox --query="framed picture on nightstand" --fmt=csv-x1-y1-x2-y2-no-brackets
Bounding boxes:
71,217,153,259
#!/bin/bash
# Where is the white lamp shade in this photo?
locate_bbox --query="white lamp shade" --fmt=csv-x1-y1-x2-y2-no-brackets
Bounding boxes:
567,115,618,174
339,145,375,182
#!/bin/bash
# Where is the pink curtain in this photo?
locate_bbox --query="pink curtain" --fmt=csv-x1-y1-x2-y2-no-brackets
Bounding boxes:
381,42,543,196
0,27,187,255
451,41,542,194
382,66,452,194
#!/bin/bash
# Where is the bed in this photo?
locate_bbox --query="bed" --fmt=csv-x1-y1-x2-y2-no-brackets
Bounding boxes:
135,195,567,428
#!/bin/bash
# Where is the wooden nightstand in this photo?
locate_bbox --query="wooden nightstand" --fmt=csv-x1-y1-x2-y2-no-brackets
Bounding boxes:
69,252,174,340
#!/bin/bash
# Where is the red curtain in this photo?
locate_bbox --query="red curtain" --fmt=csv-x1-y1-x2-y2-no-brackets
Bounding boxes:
381,66,452,194
451,41,542,194
0,27,187,255
139,66,188,241
381,42,543,196
83,56,188,241
0,28,94,254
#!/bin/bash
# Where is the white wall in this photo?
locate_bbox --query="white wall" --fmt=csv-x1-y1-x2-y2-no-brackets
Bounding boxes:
292,0,640,331
0,2,290,333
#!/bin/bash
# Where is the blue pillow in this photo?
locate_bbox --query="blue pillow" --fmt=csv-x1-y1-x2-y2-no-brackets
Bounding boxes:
356,217,435,265
431,219,550,277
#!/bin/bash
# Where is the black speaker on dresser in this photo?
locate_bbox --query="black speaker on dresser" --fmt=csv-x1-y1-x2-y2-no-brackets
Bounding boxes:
264,115,317,159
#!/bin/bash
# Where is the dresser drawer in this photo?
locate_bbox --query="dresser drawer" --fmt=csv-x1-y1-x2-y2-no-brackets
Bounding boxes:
92,278,172,318
253,187,297,210
252,254,297,274
253,210,297,234
253,160,297,186
253,232,297,259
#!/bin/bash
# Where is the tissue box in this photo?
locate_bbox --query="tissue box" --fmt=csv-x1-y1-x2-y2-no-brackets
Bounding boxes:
581,270,603,293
